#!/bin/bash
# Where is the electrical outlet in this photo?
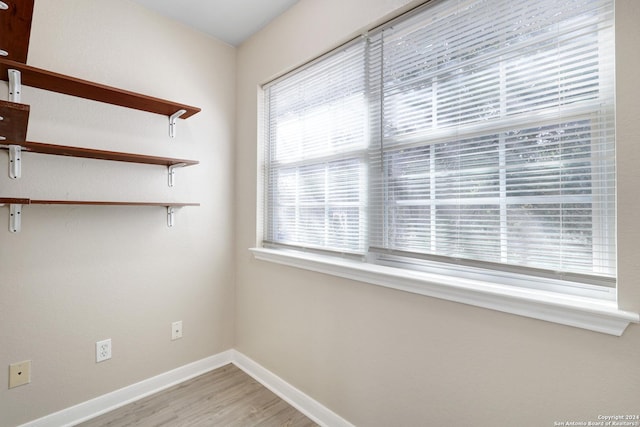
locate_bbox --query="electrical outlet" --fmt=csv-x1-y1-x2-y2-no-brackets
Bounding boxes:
171,321,183,340
96,339,112,363
9,360,31,389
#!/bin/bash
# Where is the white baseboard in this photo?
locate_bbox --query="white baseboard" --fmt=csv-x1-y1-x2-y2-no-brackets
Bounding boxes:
19,350,234,427
17,349,353,427
231,350,354,427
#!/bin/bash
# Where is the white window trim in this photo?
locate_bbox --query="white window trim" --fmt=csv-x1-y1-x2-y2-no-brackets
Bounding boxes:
250,247,639,336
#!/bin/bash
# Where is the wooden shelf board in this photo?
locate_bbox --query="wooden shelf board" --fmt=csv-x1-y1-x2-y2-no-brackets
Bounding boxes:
30,200,200,207
0,0,34,63
0,58,201,119
2,141,199,167
0,100,30,142
0,198,199,207
0,197,30,204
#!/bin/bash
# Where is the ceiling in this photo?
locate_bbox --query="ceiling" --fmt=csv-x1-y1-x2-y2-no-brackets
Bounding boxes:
131,0,300,46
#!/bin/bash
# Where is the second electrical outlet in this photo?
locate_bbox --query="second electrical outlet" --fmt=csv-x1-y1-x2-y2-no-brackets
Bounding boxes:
96,339,112,363
171,321,183,340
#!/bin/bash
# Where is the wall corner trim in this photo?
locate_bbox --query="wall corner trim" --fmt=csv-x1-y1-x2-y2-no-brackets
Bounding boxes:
231,350,354,427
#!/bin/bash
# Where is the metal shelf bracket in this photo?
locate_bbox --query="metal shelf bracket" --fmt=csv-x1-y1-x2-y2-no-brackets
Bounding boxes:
167,163,187,187
169,109,186,138
167,206,175,227
8,144,21,179
9,203,22,233
8,69,21,103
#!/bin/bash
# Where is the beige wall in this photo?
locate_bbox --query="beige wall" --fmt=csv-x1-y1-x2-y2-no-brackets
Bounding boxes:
235,1,640,426
0,1,236,426
2,0,638,426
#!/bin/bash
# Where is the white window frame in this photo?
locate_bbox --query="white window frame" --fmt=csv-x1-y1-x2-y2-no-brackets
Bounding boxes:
253,0,640,336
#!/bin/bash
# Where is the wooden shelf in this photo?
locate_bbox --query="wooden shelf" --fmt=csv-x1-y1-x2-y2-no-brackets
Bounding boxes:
2,140,199,167
0,58,201,118
0,0,34,63
1,103,198,175
0,100,29,142
1,1,200,120
0,197,200,233
0,198,199,207
0,197,29,205
33,200,199,207
0,198,199,231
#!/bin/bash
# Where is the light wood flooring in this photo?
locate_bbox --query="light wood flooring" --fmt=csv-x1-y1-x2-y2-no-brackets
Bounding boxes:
75,364,318,427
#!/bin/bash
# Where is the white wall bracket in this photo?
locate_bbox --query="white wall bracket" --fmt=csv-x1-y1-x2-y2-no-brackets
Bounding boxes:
167,163,187,187
169,109,186,138
8,144,22,179
8,69,21,103
167,206,175,227
9,203,22,233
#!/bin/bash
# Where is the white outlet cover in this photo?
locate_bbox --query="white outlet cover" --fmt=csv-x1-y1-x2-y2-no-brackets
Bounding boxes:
96,339,112,363
171,321,183,340
9,360,31,389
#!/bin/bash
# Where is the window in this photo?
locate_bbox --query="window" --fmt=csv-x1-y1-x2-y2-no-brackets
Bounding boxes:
264,42,368,256
260,0,625,332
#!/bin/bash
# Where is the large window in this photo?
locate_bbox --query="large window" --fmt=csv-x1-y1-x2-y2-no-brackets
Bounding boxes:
263,0,615,299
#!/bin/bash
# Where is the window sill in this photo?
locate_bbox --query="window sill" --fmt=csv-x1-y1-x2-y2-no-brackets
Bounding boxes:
250,247,639,336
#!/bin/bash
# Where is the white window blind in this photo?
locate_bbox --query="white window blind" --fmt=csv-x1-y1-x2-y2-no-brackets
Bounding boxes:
263,0,615,292
264,41,368,256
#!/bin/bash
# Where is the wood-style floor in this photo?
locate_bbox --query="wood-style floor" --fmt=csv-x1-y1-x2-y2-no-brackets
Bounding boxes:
75,364,318,427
